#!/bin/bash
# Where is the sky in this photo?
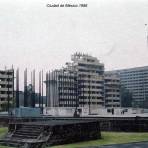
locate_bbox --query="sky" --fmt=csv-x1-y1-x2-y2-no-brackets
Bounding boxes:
1,0,148,90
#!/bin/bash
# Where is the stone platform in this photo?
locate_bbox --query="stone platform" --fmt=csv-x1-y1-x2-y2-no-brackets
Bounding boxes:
0,119,101,147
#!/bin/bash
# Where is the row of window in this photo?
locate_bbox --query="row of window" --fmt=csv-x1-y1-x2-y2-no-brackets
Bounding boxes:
0,78,13,81
106,100,120,102
106,95,120,97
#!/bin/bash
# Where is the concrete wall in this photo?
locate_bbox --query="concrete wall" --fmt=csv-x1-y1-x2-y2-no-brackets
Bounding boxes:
44,107,147,116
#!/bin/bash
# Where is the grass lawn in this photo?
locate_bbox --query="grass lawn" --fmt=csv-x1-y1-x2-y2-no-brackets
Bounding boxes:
1,128,148,148
0,146,12,148
0,128,7,137
0,127,13,148
50,132,148,148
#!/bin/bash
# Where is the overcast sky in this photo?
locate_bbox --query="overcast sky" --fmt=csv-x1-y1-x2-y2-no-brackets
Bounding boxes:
1,0,148,76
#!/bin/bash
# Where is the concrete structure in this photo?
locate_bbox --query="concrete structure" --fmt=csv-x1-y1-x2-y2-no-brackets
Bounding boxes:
43,107,147,116
0,119,101,147
46,53,121,110
46,53,105,110
0,69,14,111
111,66,148,107
11,107,41,117
46,70,77,107
71,53,104,108
104,72,121,108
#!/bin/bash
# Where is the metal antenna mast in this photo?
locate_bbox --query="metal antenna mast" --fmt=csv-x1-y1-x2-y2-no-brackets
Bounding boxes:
145,24,148,48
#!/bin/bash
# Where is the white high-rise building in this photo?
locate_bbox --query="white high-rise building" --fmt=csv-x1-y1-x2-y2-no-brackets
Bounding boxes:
111,66,148,107
46,53,121,109
104,72,121,108
71,53,104,108
46,53,104,109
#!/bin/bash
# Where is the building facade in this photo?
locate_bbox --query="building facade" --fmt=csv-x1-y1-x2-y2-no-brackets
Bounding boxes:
0,69,14,111
46,53,105,109
111,66,148,107
104,72,121,108
46,53,120,109
46,70,77,107
71,53,104,108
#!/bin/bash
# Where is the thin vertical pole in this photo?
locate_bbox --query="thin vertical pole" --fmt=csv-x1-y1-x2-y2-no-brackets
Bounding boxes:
70,72,72,107
89,74,91,115
12,68,15,108
48,71,50,107
52,71,54,106
67,73,70,107
72,73,74,107
62,70,64,107
83,75,85,107
53,71,55,106
32,70,35,107
24,68,28,107
80,75,82,107
41,70,43,114
34,70,35,107
7,70,10,112
59,72,62,107
64,71,67,107
55,71,59,107
66,72,67,107
46,72,48,107
55,71,57,107
65,72,67,107
39,71,41,108
76,74,79,109
75,73,78,110
62,70,66,107
61,71,63,107
31,71,32,107
74,72,78,117
73,73,75,107
58,72,61,107
16,68,19,108
79,74,81,107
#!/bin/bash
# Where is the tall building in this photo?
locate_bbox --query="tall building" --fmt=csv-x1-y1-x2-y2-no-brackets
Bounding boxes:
0,69,14,111
46,70,77,107
46,53,104,108
104,72,121,108
71,53,104,108
46,53,120,109
111,66,148,107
